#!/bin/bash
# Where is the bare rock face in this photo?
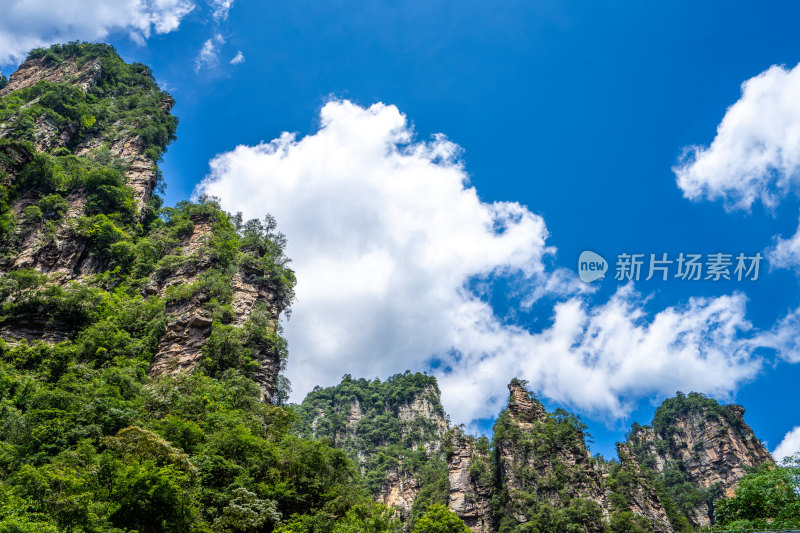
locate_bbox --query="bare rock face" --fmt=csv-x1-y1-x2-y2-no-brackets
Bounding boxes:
626,394,773,527
0,56,102,97
379,463,422,517
148,216,215,379
506,379,546,425
447,429,494,533
397,384,450,455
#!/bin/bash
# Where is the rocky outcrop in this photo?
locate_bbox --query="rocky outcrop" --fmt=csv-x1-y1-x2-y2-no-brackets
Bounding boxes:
0,52,168,282
294,373,450,520
447,429,494,533
148,216,215,378
297,376,776,531
0,56,102,97
373,386,449,519
0,46,285,404
145,215,283,402
379,463,422,517
494,381,607,530
506,379,546,425
615,444,674,533
626,395,773,527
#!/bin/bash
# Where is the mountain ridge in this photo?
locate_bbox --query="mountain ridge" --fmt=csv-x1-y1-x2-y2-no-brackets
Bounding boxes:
293,376,773,532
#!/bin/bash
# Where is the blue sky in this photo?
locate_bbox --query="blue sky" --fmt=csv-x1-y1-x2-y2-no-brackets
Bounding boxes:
3,0,800,460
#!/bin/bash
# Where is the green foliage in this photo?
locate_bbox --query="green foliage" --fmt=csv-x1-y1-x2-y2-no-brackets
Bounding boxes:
409,458,450,523
411,504,471,533
21,206,41,224
651,392,743,438
293,372,450,527
328,502,401,533
491,391,607,533
711,455,800,530
0,74,8,91
36,194,69,220
21,42,177,161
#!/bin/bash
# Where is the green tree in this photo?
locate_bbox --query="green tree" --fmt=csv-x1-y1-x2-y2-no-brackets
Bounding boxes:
713,454,800,530
332,502,401,533
411,504,471,533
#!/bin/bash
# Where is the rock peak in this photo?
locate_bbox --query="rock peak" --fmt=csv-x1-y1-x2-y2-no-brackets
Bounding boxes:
506,379,546,423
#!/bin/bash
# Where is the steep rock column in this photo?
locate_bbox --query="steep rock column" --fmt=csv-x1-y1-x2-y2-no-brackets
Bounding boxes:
0,53,172,279
447,428,494,533
626,395,774,527
494,380,607,531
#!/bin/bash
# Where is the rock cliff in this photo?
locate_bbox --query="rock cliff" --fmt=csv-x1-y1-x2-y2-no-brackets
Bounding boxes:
296,378,774,532
294,372,449,520
447,428,494,532
625,392,773,527
0,43,291,402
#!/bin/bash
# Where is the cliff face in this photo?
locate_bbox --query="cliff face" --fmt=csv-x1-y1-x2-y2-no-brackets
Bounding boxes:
612,444,676,533
447,428,494,533
294,373,449,520
297,378,773,532
0,44,291,402
626,393,773,527
0,49,170,274
493,380,608,532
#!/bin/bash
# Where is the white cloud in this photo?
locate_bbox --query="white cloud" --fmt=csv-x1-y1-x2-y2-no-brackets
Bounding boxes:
774,426,800,463
230,50,244,65
209,0,233,21
439,286,770,423
0,0,195,65
194,33,224,71
767,215,800,271
198,100,779,424
749,305,800,363
674,62,800,211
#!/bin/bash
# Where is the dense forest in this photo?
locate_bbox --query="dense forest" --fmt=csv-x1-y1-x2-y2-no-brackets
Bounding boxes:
0,43,797,532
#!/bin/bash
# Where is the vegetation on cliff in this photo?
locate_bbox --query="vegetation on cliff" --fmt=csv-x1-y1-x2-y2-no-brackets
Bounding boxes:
293,372,452,525
0,42,788,533
0,43,401,533
490,385,606,533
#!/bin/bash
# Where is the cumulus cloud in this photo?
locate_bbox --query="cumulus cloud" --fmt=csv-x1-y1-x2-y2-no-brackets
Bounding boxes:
774,426,800,463
195,33,224,71
0,0,195,65
230,50,244,65
441,287,772,423
198,100,778,424
674,62,800,211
